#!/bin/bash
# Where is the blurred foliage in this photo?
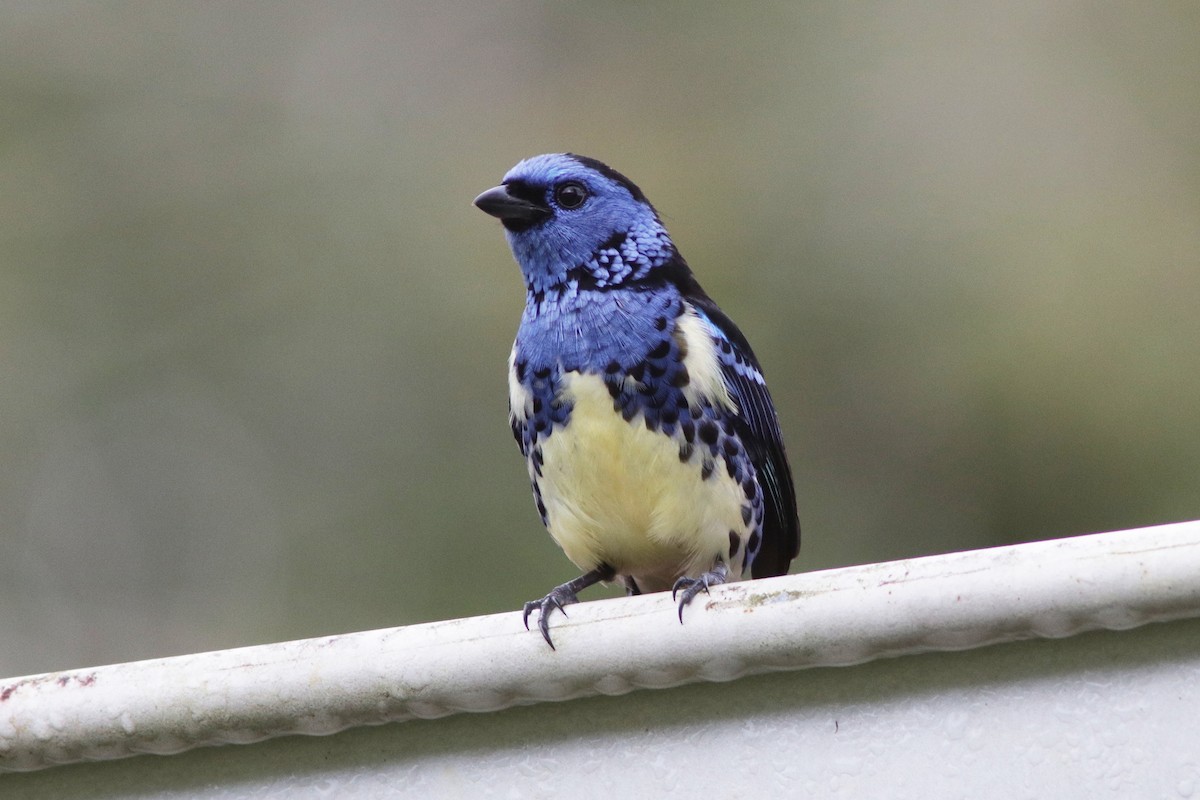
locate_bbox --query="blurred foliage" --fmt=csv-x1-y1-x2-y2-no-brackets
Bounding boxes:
1,2,1198,675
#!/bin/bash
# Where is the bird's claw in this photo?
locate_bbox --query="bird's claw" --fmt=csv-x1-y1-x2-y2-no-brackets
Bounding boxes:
523,586,580,650
671,563,729,623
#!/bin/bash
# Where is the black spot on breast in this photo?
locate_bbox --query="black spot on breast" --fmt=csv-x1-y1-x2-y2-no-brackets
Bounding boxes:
654,316,668,331
725,457,738,479
533,366,551,380
698,420,719,445
515,360,527,381
647,342,671,362
670,365,690,388
679,442,694,462
662,406,680,425
628,362,647,383
748,530,761,553
681,419,695,442
722,438,740,457
701,459,715,480
728,531,741,559
741,505,752,525
648,361,668,378
742,478,758,499
605,360,621,374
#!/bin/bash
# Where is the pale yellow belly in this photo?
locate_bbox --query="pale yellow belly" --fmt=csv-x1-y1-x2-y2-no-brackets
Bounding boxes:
535,371,749,591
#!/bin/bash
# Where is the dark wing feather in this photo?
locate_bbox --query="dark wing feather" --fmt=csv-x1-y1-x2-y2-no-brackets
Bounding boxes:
675,276,800,578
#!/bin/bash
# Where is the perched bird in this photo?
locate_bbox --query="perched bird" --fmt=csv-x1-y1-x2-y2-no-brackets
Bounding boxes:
474,153,799,648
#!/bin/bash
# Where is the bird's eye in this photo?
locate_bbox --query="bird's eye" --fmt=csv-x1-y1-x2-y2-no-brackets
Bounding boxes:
554,182,588,210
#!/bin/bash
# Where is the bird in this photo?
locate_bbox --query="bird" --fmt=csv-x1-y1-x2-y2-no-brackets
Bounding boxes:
474,153,799,649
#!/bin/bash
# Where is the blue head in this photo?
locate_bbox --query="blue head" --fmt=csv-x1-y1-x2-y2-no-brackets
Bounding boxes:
474,154,678,295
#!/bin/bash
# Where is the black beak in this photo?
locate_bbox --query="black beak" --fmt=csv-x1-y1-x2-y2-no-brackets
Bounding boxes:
473,185,550,227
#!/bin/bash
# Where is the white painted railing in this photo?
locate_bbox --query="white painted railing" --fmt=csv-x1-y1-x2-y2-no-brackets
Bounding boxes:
3,520,1200,798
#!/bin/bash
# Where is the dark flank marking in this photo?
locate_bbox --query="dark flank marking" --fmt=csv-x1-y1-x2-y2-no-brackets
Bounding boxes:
701,459,715,480
722,438,740,457
670,365,690,388
748,530,761,553
698,420,719,445
681,419,695,442
662,406,679,425
515,360,527,381
647,340,670,360
679,442,694,462
729,531,741,558
654,316,668,331
628,362,646,383
741,505,753,525
725,457,738,479
648,361,667,378
621,404,638,422
674,331,689,359
742,477,758,499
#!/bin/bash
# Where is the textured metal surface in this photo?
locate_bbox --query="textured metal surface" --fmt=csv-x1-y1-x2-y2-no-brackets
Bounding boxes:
2,520,1199,774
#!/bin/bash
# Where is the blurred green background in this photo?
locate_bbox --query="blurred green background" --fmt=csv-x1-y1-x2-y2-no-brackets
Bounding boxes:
2,2,1198,677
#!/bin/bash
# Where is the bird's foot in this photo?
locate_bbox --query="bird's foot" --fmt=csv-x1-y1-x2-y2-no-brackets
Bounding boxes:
523,587,579,650
671,562,729,623
523,566,613,650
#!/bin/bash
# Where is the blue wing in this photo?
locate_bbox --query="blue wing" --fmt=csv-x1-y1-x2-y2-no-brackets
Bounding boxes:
687,294,800,578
